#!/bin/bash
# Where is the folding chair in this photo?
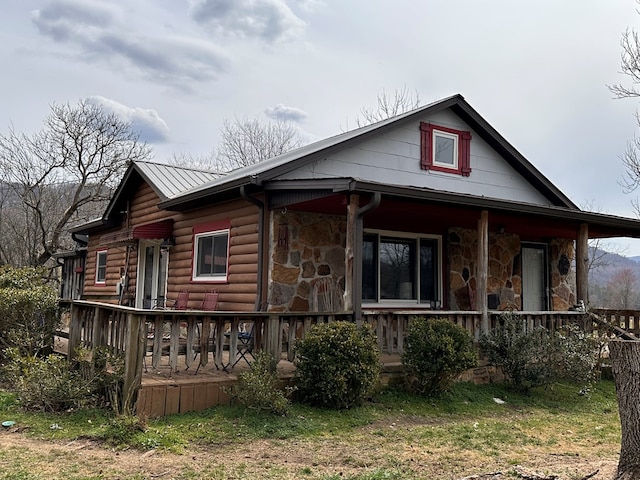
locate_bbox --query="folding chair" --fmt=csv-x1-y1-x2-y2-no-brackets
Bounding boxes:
232,322,255,368
199,291,219,311
170,290,189,310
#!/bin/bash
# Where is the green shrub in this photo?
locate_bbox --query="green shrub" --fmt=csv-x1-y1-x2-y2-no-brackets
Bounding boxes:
402,317,478,396
3,348,95,412
480,311,601,392
0,266,59,358
230,351,292,416
293,321,380,409
2,346,124,413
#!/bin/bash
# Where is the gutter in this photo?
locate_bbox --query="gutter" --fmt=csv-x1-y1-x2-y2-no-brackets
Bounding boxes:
353,192,381,322
240,185,265,311
72,232,88,247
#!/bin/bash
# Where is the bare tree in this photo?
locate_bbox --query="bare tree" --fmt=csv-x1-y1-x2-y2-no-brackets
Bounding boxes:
353,86,421,128
0,100,152,266
609,20,640,215
214,116,304,172
605,267,638,309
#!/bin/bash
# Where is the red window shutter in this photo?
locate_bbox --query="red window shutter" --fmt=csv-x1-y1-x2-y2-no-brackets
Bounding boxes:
420,122,432,171
460,131,472,176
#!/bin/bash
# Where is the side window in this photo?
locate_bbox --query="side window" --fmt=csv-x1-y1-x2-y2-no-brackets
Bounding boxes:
192,228,229,282
420,122,472,176
95,250,107,285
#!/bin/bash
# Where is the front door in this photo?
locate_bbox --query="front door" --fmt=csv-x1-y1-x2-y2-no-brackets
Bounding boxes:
136,241,169,309
521,244,548,311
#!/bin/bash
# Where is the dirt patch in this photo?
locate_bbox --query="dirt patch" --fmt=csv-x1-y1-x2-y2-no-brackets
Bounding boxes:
0,428,619,479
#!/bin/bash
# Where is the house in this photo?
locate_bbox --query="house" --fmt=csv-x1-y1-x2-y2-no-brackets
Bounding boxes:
69,94,640,323
63,93,640,416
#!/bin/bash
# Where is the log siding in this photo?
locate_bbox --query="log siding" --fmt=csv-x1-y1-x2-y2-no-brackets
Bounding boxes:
82,182,261,312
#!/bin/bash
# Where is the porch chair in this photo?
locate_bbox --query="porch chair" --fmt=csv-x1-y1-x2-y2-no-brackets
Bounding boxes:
232,322,255,368
170,290,189,310
199,290,219,311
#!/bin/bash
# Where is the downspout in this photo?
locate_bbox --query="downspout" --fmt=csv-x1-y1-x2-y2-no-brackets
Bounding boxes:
353,192,381,322
240,186,265,311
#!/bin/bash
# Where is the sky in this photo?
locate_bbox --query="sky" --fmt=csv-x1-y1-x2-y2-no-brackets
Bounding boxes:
3,1,640,254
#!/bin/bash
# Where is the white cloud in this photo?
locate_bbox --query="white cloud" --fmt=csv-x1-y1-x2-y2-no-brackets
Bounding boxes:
31,0,229,88
86,96,170,143
190,0,305,43
264,104,308,123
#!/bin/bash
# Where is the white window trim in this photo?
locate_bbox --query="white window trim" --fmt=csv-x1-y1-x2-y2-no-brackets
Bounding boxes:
95,250,107,285
432,129,459,170
192,229,230,282
363,229,442,307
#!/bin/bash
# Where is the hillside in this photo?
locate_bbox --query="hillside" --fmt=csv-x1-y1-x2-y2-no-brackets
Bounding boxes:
588,246,640,309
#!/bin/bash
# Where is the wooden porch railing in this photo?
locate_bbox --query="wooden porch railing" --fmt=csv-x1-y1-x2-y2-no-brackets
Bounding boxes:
590,308,640,340
61,300,604,412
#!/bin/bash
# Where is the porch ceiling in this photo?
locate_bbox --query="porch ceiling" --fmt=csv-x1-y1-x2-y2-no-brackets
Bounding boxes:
281,190,640,241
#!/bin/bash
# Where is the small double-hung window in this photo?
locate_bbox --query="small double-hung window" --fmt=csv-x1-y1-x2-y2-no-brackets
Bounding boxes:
95,249,107,285
192,221,230,282
420,122,472,176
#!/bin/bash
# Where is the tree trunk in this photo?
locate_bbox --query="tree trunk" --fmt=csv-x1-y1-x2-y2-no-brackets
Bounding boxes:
610,339,640,479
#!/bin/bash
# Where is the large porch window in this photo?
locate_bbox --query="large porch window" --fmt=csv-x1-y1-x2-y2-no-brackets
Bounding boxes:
362,231,440,305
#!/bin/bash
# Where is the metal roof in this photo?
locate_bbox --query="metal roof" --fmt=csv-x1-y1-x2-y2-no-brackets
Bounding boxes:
159,94,577,211
135,160,223,201
71,161,223,234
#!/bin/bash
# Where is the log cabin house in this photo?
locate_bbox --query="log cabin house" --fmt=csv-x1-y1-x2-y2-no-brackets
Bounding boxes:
62,94,640,416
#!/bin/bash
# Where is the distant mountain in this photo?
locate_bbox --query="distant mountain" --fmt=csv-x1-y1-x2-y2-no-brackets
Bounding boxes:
588,246,640,309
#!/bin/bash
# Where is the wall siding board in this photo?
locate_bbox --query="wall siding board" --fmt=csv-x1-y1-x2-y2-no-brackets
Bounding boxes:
275,110,551,206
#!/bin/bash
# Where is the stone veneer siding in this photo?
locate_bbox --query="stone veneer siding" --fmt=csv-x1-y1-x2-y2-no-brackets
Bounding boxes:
449,228,576,311
268,211,346,312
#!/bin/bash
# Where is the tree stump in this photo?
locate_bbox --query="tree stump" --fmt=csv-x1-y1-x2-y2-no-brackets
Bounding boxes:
610,339,640,480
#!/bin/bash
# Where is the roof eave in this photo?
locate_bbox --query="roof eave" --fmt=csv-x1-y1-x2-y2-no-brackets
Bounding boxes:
157,175,258,211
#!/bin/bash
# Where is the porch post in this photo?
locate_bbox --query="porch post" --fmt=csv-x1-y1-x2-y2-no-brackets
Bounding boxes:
344,194,358,312
123,311,144,414
478,210,489,337
576,223,589,305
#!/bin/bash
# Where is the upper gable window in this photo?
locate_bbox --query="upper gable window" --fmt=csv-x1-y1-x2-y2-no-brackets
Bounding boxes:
420,122,472,176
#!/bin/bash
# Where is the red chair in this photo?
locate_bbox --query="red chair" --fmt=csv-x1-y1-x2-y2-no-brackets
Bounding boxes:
170,291,189,310
200,291,219,311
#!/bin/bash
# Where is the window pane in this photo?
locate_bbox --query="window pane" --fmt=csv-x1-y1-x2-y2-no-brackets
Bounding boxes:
434,134,455,165
362,234,377,301
420,238,438,303
196,236,214,276
212,235,228,273
380,237,415,300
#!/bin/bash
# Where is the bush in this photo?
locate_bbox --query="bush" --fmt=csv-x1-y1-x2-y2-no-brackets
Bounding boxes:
2,346,124,412
0,266,59,358
402,317,478,396
480,311,601,392
230,351,292,416
3,348,95,412
293,321,380,409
